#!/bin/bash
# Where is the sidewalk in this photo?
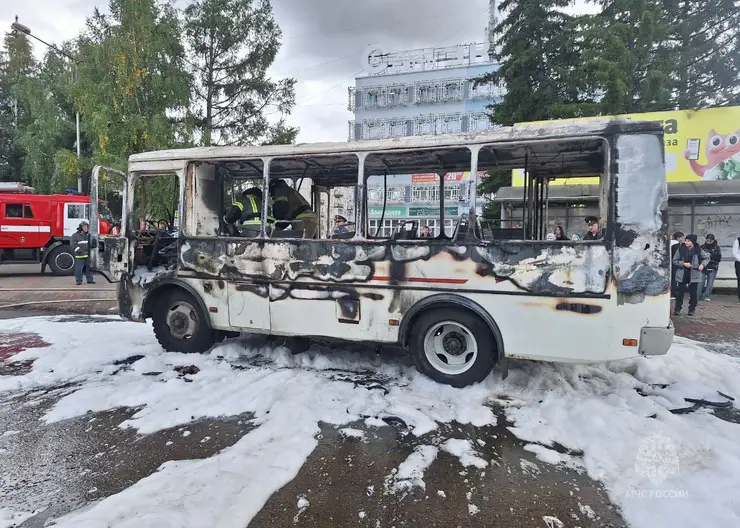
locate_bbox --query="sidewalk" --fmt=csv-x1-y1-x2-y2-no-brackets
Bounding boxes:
0,264,117,315
673,292,740,354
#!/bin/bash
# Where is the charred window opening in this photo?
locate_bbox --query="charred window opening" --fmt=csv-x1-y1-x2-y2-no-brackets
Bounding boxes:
269,154,359,240
364,147,472,240
482,138,609,242
130,172,180,269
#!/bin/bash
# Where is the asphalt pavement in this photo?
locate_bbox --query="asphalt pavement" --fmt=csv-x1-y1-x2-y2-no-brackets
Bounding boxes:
1,268,739,527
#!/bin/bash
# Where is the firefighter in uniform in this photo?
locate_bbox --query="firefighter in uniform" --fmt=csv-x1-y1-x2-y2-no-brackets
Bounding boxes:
223,187,275,235
269,179,319,238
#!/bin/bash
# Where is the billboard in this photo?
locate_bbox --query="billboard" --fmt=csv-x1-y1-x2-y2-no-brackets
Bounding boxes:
512,106,740,186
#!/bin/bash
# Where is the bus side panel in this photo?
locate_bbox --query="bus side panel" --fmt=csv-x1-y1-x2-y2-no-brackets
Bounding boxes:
610,133,672,358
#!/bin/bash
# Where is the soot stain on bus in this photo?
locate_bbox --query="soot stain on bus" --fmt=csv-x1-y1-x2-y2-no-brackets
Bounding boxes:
117,234,622,325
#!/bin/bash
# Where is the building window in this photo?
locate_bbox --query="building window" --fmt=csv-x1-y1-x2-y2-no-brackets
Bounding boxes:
439,113,463,134
444,219,454,237
444,185,460,202
439,79,465,102
468,79,506,99
386,85,409,106
414,82,438,104
468,112,496,132
369,219,401,238
411,184,439,203
413,115,438,136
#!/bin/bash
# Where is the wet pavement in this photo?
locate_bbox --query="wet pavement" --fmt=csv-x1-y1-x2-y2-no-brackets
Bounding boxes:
250,418,623,528
0,300,738,527
0,264,117,316
0,389,254,528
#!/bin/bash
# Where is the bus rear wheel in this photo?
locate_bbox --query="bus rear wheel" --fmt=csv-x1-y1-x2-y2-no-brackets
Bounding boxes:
410,308,496,388
152,290,216,354
47,245,75,275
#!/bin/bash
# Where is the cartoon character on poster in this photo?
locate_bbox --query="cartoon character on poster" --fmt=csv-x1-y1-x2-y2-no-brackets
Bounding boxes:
685,129,740,180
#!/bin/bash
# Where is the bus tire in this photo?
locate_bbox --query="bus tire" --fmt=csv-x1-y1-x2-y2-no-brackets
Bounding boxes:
152,289,216,354
47,245,75,275
410,308,496,388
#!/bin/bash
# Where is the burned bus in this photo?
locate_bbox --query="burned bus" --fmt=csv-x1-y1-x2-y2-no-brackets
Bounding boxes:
90,119,673,388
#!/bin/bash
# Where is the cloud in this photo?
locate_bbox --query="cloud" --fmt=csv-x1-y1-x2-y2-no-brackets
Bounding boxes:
4,0,594,143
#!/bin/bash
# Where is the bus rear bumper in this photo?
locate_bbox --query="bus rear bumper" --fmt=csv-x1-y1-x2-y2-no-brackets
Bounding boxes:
639,323,674,356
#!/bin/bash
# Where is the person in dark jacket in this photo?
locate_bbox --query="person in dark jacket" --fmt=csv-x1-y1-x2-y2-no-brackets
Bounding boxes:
673,234,709,316
699,234,722,301
670,231,685,299
554,225,568,241
223,187,274,235
70,220,95,285
583,216,602,240
270,179,318,238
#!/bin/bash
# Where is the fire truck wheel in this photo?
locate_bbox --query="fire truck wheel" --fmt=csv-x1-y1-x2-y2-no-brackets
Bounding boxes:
152,289,216,354
410,308,496,388
47,246,75,275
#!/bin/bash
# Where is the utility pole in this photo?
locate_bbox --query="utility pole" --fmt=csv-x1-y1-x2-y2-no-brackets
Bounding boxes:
11,16,83,193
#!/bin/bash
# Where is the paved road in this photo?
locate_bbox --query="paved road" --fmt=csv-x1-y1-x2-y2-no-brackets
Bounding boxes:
0,264,117,315
0,280,738,527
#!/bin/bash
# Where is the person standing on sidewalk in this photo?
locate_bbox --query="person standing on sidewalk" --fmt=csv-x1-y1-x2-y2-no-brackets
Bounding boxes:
70,220,96,285
734,235,740,303
673,234,709,316
670,231,684,299
699,234,722,302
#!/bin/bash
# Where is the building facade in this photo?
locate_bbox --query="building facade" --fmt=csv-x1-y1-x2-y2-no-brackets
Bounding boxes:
331,41,502,234
348,42,503,142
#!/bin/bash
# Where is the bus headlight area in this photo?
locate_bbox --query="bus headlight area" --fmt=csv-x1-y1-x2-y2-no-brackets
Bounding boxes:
89,118,675,388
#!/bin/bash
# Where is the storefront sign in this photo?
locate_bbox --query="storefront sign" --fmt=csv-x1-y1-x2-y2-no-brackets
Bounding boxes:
411,172,483,183
368,206,406,217
408,206,458,217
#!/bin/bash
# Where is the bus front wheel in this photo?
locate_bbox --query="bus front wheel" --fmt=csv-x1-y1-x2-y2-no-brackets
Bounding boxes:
410,308,496,388
152,290,216,354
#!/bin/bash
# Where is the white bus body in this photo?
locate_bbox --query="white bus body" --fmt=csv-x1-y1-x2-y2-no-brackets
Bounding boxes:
90,119,674,388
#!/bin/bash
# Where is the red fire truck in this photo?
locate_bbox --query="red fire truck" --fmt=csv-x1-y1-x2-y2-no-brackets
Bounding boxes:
0,182,117,275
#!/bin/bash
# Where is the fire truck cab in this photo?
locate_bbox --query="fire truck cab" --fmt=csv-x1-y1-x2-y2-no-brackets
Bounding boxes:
0,182,116,275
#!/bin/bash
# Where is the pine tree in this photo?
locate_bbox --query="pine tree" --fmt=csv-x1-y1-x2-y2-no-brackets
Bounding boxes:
666,0,740,109
579,0,673,114
184,0,297,146
477,0,588,125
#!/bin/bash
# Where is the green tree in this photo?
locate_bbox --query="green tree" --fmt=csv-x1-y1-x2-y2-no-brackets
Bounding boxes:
579,0,673,114
666,0,740,109
478,169,511,221
75,0,192,171
15,49,82,193
477,0,587,126
184,0,297,146
0,28,36,181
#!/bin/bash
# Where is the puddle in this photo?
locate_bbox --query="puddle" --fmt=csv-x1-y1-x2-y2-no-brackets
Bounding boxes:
0,332,50,375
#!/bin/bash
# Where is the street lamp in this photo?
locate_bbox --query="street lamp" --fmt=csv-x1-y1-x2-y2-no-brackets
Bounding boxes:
11,17,83,193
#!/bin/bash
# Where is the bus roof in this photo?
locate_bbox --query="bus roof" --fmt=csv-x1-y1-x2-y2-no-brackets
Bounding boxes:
128,119,663,185
130,119,662,164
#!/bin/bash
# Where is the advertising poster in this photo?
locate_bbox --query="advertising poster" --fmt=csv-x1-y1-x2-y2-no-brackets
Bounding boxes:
512,106,740,186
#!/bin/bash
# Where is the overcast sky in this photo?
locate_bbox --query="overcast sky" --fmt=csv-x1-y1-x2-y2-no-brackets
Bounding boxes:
2,0,591,144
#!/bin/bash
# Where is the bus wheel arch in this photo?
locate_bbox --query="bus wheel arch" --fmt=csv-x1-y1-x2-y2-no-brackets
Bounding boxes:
150,285,217,354
401,295,505,387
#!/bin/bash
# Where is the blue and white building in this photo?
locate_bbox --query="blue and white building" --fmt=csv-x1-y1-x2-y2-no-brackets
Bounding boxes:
348,41,503,141
337,31,503,236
